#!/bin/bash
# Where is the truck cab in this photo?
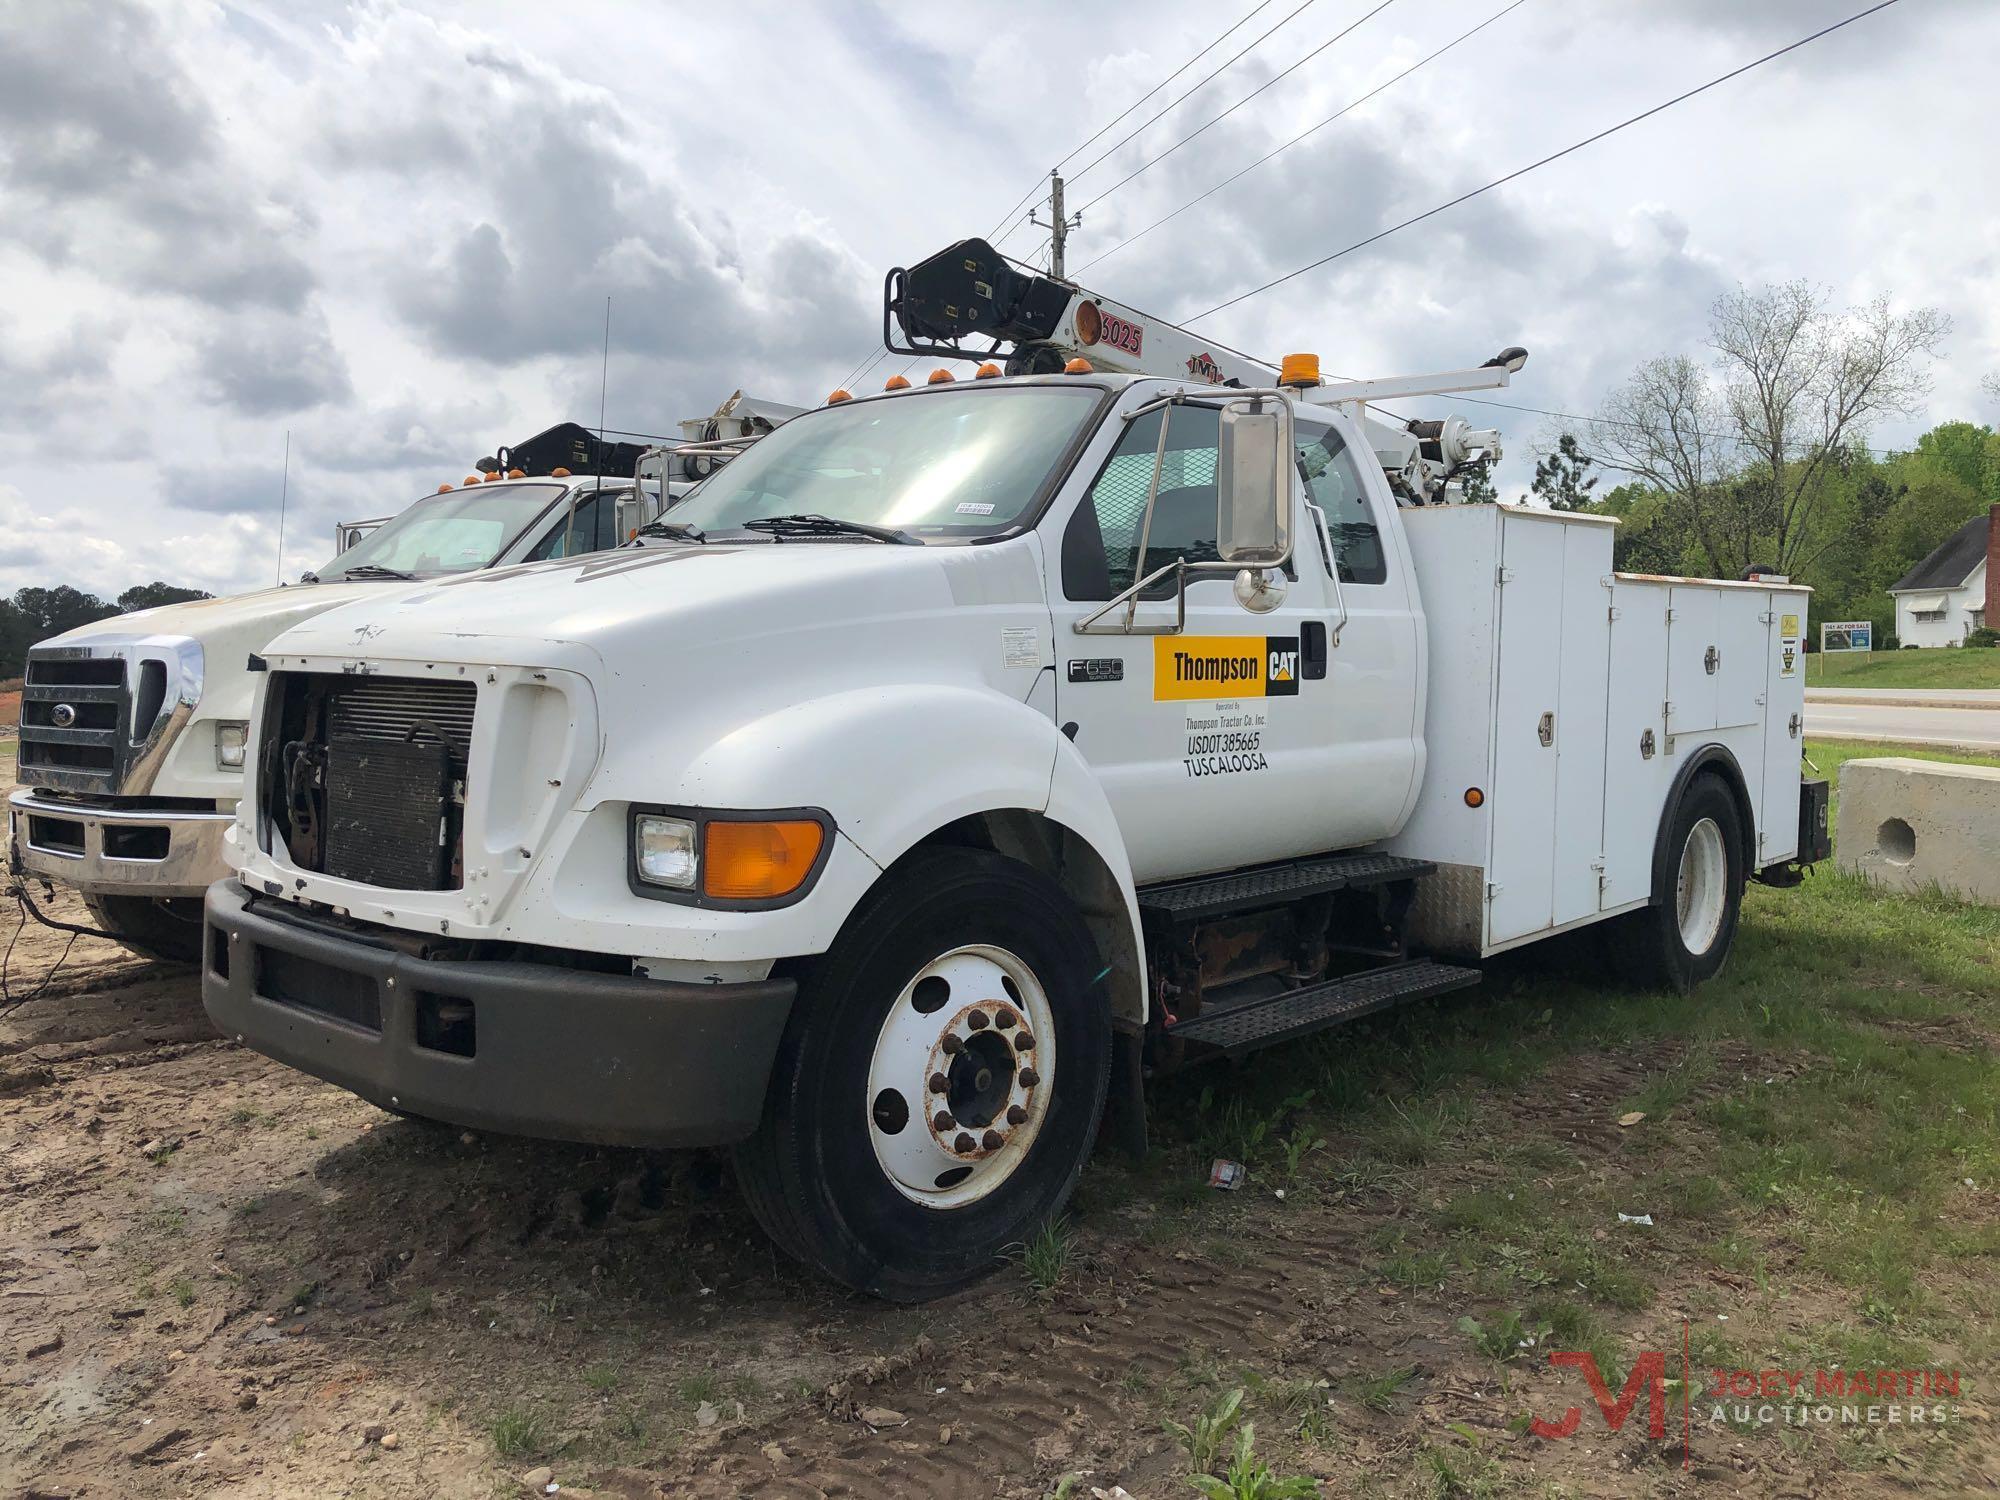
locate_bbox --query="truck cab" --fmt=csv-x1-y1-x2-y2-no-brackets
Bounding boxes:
203,350,1822,1301
10,468,678,961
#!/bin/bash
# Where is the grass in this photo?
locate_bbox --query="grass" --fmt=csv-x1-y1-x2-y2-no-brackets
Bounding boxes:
1135,736,2000,1489
1009,1215,1075,1294
1805,645,2000,689
488,1406,551,1459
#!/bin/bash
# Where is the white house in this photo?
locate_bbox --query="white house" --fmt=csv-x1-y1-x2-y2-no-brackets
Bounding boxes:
1890,506,1995,647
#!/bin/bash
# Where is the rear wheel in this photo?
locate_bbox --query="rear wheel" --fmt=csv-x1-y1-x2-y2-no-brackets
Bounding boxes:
82,893,203,964
735,847,1110,1301
1614,773,1745,993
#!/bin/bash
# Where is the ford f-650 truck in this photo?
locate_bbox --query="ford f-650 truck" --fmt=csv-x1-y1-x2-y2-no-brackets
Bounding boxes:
203,244,1827,1300
13,465,680,960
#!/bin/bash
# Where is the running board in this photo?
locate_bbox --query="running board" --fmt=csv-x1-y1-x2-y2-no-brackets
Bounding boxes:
1166,959,1481,1056
1138,852,1434,928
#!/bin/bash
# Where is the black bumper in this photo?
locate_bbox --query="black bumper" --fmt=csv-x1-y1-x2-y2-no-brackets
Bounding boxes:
202,880,795,1147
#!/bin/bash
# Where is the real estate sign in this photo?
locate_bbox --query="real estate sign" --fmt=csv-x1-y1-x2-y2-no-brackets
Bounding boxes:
1821,621,1873,653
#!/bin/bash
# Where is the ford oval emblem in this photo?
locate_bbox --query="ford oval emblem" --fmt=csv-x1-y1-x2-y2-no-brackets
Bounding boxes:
51,703,78,728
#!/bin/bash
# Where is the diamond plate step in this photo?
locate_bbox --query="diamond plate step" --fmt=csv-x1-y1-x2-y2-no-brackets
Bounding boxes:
1137,852,1434,927
1166,959,1481,1056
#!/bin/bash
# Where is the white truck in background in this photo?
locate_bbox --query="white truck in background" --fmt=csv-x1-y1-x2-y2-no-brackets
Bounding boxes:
203,241,1828,1300
9,400,798,961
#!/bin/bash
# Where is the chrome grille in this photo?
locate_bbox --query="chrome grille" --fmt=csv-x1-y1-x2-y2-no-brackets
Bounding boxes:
20,650,131,788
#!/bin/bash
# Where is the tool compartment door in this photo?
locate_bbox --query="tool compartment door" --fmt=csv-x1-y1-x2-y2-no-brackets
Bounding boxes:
1600,581,1671,911
1550,525,1610,928
1666,586,1721,737
1486,518,1565,945
1758,596,1808,865
1715,590,1769,732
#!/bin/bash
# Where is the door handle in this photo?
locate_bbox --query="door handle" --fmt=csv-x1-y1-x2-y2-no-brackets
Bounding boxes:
1301,620,1328,680
1538,711,1555,747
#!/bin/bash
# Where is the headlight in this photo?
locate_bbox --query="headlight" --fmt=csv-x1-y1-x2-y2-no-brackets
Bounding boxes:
632,813,698,889
216,721,249,769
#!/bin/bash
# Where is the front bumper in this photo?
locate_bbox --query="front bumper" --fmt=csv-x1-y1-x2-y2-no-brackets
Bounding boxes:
201,880,797,1147
9,788,233,898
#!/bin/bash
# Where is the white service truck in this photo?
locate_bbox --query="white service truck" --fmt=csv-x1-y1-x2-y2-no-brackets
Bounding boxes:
204,242,1828,1300
11,462,696,960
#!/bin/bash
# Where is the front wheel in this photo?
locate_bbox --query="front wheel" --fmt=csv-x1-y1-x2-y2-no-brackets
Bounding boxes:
1613,773,1745,993
734,847,1111,1301
82,893,203,964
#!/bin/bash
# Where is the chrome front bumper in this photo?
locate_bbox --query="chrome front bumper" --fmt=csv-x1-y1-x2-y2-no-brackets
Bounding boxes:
8,788,234,898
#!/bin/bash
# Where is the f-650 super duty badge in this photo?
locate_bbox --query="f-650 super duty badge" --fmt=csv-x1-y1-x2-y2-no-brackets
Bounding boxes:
1153,637,1300,700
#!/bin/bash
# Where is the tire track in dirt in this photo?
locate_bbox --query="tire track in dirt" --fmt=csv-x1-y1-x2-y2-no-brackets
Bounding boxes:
670,1235,1345,1499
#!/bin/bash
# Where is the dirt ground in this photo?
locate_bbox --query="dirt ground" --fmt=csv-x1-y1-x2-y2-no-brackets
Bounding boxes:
4,764,1996,1497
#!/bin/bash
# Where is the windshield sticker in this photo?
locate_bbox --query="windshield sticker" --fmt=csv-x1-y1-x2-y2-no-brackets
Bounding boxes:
1184,704,1267,777
955,501,996,515
1153,636,1299,700
1002,626,1040,670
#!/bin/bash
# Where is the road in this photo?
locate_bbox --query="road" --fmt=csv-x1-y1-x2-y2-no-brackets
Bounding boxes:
1805,699,2000,751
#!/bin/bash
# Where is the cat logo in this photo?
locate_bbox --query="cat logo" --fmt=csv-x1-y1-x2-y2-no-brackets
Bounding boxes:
1154,636,1301,699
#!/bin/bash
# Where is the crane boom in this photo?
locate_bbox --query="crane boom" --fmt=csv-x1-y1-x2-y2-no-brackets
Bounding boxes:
884,237,1527,504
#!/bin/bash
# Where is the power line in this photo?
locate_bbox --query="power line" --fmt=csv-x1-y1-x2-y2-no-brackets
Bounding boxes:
1430,393,1906,459
1073,0,1531,277
1183,0,1904,324
1062,0,1328,192
985,0,1282,244
1076,0,1402,215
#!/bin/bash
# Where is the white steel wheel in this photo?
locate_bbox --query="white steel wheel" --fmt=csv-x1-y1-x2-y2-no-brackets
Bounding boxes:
866,944,1055,1210
1675,815,1729,956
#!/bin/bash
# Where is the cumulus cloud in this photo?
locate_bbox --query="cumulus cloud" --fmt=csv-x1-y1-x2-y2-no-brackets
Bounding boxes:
0,0,1993,599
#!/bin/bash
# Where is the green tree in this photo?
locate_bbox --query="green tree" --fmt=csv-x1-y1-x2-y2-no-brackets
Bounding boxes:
1531,433,1599,511
117,581,213,613
1909,420,2000,502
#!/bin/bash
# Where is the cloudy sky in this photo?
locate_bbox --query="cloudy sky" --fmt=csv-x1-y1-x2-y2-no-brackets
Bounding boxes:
2,0,1994,600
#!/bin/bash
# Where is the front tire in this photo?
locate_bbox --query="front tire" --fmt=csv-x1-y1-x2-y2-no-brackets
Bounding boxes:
82,893,203,964
1614,773,1745,993
735,847,1111,1301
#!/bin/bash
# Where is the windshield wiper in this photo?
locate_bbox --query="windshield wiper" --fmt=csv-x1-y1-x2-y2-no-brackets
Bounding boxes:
338,563,417,580
634,519,707,543
741,513,919,545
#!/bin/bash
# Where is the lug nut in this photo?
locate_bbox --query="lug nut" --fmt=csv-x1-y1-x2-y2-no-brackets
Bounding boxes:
1018,1066,1040,1088
941,1034,963,1055
933,1112,955,1132
967,1009,989,1030
1014,1032,1035,1052
954,1132,976,1154
982,1129,1004,1151
1006,1104,1028,1125
928,1073,948,1094
994,1009,1017,1030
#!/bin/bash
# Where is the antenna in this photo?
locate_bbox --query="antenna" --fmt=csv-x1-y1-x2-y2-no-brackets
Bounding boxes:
1029,171,1083,280
274,429,291,585
566,295,612,556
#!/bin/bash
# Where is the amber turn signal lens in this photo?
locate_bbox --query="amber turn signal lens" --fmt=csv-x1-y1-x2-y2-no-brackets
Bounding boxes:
702,820,826,901
1074,300,1102,345
1464,787,1485,808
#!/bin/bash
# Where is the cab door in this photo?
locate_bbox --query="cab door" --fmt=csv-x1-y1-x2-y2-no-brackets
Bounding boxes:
1044,393,1418,885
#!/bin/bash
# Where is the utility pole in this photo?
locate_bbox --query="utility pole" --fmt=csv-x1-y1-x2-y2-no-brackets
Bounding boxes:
1030,170,1082,281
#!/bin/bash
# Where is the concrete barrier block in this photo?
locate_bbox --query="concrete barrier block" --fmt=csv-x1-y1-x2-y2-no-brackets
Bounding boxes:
1837,757,2000,904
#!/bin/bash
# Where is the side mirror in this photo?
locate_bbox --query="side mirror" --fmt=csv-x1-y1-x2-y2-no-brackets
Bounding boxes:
1216,396,1294,569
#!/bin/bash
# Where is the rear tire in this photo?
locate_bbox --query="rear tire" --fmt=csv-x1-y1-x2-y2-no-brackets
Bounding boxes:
82,893,203,964
735,847,1111,1301
1614,773,1745,993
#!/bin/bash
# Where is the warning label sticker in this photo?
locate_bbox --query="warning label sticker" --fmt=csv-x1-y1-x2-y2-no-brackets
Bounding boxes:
1153,637,1300,700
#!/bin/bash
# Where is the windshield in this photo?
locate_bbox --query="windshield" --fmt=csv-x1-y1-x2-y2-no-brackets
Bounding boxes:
664,385,1101,541
317,482,567,580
